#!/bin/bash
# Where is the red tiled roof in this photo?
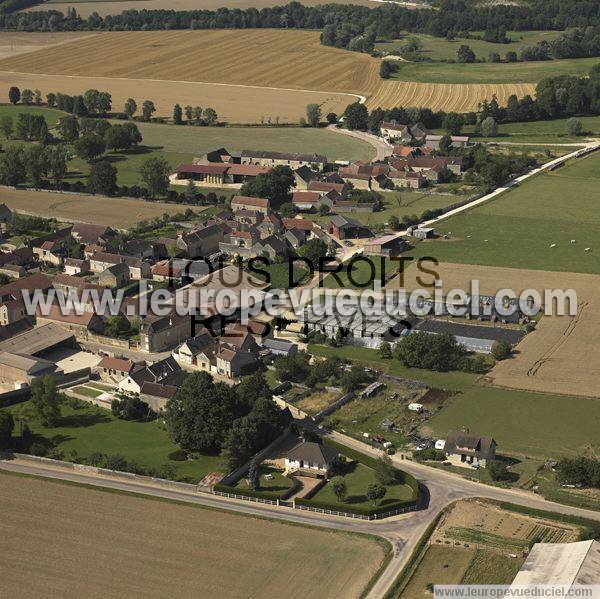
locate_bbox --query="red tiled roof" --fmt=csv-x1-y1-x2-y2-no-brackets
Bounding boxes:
231,195,269,208
36,303,97,326
292,191,321,204
282,218,314,231
227,164,270,177
176,163,229,175
98,356,135,372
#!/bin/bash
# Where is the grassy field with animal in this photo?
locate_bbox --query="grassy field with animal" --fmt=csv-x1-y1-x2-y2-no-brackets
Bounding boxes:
0,471,388,598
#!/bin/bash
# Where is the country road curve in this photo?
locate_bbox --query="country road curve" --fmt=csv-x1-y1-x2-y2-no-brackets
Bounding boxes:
327,124,394,161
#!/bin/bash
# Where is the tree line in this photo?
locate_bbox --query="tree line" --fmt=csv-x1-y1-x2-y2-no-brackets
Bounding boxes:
3,0,600,53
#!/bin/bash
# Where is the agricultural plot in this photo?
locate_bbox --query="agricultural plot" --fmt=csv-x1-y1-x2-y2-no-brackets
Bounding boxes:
366,80,535,113
0,472,386,599
428,386,600,458
0,187,202,228
0,29,536,119
388,56,600,84
376,30,565,62
0,31,96,60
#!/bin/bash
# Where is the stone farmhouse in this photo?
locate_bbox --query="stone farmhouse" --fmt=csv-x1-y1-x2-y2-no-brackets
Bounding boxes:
442,430,497,469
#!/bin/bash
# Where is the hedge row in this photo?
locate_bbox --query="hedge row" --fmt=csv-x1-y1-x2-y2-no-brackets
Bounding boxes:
213,482,284,501
295,495,417,517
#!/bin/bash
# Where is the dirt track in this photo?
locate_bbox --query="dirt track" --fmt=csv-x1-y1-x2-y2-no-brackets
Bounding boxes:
389,262,600,399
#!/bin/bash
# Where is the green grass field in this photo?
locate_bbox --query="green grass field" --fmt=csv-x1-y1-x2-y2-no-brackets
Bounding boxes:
428,386,600,458
376,30,565,62
8,401,226,481
404,152,600,274
309,344,478,392
388,56,600,84
310,461,414,509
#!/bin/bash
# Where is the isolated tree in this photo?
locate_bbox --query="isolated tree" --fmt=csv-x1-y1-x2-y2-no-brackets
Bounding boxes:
0,146,25,187
74,134,106,162
24,145,49,188
375,454,396,485
57,115,79,142
87,160,117,196
104,125,131,152
0,116,13,139
123,122,142,146
487,460,511,481
378,341,392,359
344,101,368,130
141,100,156,121
330,476,347,502
306,103,321,127
443,112,463,135
505,51,518,63
379,60,394,79
140,156,170,198
124,98,137,119
566,117,583,136
173,103,183,125
480,116,498,137
31,376,61,427
20,89,34,105
366,483,387,506
457,44,476,63
8,86,20,105
104,313,130,337
45,145,69,188
491,340,512,361
184,179,197,202
0,411,14,449
184,105,193,121
204,107,218,125
297,238,328,267
388,215,400,230
439,134,453,155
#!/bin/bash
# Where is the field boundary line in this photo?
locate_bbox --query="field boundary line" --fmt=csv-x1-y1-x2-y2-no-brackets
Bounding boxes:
0,69,366,103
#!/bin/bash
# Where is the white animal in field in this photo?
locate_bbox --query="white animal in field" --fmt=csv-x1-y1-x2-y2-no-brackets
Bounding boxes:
570,239,576,244
550,243,557,248
585,247,591,252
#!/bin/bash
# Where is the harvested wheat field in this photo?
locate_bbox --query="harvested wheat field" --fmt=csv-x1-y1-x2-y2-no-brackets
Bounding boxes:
0,187,203,229
366,80,536,112
387,262,600,399
0,71,353,124
0,472,386,598
0,32,97,60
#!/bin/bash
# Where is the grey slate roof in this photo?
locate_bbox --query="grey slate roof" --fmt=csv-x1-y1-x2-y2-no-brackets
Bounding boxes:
286,441,338,465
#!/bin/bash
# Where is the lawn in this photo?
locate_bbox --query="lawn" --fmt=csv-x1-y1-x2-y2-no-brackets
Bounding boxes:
428,386,600,459
71,385,102,398
0,472,387,599
253,261,310,290
388,56,600,84
404,151,600,275
8,401,226,482
234,465,294,498
376,30,565,63
461,550,524,585
309,344,478,392
310,460,414,509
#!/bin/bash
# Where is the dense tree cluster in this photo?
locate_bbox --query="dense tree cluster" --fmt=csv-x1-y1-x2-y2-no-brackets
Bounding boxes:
4,0,600,53
557,456,600,488
165,372,287,470
394,332,468,372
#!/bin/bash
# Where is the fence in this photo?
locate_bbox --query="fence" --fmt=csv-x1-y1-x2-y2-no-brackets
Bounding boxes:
314,391,354,422
293,501,417,521
213,490,279,506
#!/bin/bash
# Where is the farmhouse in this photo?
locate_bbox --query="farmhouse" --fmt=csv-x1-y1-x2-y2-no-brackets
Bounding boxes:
329,215,370,240
35,304,105,335
364,234,410,258
443,430,497,469
98,262,130,288
425,134,470,150
118,356,184,395
71,223,115,246
241,150,327,171
0,351,61,389
97,356,139,382
63,258,90,276
176,225,223,258
173,163,270,186
284,441,339,476
231,195,270,215
140,310,193,353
